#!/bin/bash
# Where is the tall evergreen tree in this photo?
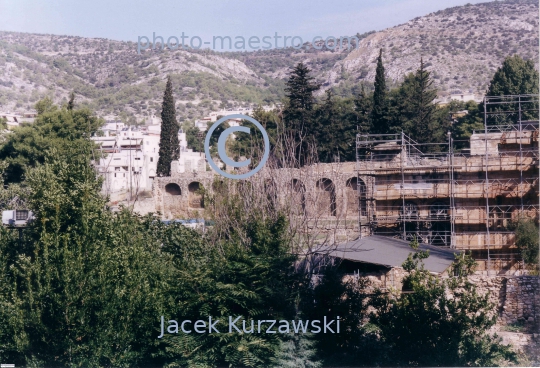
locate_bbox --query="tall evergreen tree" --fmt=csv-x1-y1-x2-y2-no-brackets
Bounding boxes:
283,63,320,164
371,49,389,135
156,76,180,176
410,58,441,145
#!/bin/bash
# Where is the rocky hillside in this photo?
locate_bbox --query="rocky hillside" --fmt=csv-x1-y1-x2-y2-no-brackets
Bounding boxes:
0,0,537,123
326,0,538,96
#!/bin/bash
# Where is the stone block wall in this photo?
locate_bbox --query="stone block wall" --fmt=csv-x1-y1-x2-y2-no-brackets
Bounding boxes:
470,275,540,331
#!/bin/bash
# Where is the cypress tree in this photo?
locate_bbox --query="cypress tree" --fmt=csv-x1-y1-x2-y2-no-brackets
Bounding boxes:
156,76,180,176
371,49,389,135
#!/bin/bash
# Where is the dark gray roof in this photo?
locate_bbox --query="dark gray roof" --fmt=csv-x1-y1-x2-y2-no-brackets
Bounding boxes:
319,235,458,274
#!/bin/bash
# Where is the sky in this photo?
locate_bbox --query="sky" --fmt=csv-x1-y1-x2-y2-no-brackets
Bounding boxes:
0,0,490,46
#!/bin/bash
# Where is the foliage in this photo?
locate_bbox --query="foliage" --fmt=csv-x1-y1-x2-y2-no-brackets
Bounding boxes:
370,246,517,367
314,90,357,162
304,266,376,366
34,96,57,115
0,145,177,366
354,85,373,135
451,100,484,150
274,333,321,368
484,55,539,124
486,55,539,97
156,76,180,176
0,99,102,183
184,122,204,153
512,217,539,269
162,209,301,367
231,106,279,166
0,117,7,130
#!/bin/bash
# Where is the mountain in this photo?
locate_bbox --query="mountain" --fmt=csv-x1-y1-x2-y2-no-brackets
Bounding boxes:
0,0,537,123
326,0,538,96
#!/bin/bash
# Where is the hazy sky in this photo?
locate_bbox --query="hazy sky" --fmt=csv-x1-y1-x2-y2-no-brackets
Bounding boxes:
0,0,490,44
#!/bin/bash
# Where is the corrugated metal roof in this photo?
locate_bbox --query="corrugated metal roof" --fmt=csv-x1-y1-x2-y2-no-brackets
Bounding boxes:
319,235,458,273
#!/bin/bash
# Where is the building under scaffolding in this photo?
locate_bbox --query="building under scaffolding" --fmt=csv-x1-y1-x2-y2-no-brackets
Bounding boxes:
356,95,539,271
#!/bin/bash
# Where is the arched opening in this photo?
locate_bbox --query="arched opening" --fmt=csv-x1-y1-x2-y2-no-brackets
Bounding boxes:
316,178,336,216
165,183,182,196
289,179,306,215
188,182,204,208
346,177,367,217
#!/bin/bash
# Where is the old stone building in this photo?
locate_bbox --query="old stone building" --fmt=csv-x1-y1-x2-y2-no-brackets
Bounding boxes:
150,95,538,273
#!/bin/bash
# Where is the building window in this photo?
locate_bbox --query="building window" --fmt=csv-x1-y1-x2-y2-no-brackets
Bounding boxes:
16,210,29,221
150,157,153,162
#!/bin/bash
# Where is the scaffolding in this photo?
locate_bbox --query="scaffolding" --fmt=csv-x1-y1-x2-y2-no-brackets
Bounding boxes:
356,95,539,271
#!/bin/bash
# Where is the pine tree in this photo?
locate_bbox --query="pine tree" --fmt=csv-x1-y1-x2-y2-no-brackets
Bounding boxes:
410,58,440,145
283,63,320,165
156,76,180,176
371,49,389,135
284,62,320,134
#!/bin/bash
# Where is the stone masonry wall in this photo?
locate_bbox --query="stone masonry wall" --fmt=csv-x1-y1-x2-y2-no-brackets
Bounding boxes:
470,275,540,331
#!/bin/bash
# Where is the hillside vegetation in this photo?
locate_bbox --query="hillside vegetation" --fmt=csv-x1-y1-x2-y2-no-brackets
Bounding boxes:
0,0,537,123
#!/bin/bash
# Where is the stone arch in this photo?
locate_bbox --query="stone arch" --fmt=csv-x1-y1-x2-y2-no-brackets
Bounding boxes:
188,181,204,208
345,177,367,217
316,178,336,216
165,183,182,196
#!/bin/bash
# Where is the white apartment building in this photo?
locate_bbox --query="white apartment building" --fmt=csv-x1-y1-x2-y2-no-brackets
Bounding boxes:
92,124,206,199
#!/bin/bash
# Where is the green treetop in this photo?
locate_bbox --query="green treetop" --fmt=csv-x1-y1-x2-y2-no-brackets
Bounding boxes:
486,55,539,97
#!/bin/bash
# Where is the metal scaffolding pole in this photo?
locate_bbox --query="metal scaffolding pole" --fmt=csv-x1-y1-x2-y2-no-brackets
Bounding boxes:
401,131,406,241
483,97,491,273
448,131,456,249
